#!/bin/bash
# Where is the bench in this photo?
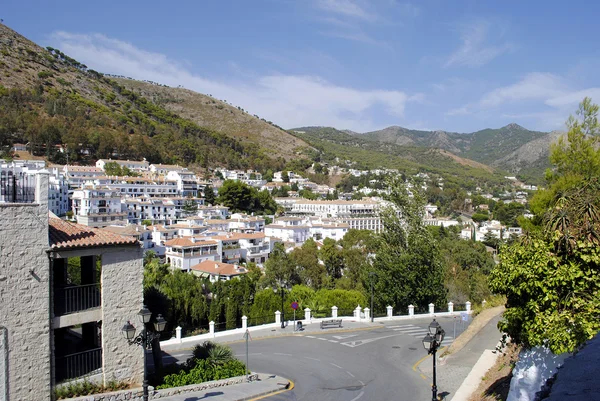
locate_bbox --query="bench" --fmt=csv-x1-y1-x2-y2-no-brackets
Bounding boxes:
320,319,343,329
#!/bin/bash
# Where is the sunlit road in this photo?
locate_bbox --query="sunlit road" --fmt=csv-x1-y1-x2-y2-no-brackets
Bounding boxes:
162,316,468,401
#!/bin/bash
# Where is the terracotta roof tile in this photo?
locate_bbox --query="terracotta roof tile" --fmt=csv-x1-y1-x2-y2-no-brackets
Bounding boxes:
190,260,247,276
49,218,139,250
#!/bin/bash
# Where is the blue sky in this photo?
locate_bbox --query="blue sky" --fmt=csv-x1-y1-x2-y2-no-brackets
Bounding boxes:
4,0,600,132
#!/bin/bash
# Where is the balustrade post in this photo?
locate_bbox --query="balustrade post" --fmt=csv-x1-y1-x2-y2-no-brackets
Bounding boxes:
387,305,393,319
408,304,414,317
332,306,338,318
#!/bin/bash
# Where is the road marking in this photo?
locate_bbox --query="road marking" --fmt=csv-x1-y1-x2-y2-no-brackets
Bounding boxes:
341,333,402,348
394,327,426,333
330,362,343,369
317,337,328,341
234,353,262,357
306,335,316,338
333,334,358,340
346,371,355,378
420,373,428,380
329,340,339,343
350,391,365,401
273,352,292,356
304,356,320,361
359,380,365,386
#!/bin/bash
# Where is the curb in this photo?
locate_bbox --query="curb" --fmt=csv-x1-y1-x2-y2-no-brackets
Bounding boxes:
244,379,294,401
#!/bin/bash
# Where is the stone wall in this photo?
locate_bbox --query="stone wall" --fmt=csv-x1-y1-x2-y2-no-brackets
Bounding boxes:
101,248,144,385
64,374,257,401
0,171,51,401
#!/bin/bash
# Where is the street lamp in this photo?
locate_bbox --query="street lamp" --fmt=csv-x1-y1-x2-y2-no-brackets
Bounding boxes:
122,306,167,401
274,284,287,328
422,318,445,401
368,271,377,323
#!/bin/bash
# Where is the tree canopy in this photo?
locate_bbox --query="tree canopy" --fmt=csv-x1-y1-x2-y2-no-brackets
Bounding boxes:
490,98,600,354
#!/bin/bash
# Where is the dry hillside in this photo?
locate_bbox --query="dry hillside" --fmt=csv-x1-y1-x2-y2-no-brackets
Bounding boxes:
114,79,309,160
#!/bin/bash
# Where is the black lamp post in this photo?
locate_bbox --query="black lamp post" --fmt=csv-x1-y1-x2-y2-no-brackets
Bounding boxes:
122,305,167,401
422,318,445,401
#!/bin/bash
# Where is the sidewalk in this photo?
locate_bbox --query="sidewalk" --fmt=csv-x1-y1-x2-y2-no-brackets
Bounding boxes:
418,314,504,401
158,373,291,401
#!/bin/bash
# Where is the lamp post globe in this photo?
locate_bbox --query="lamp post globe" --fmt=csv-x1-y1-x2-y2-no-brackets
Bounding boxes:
122,321,136,341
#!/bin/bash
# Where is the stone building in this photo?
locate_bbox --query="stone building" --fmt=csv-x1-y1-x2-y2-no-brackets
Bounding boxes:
0,170,144,401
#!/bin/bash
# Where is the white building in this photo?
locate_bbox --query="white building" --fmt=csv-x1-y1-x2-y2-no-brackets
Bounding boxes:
265,217,311,246
71,185,127,228
96,159,149,172
167,170,198,197
165,237,219,271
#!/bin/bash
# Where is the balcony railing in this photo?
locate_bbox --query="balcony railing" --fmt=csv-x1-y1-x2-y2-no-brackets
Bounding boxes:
54,284,101,316
0,171,36,203
55,348,102,383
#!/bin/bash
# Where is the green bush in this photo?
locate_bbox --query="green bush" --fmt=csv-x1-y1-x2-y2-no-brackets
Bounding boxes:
37,70,54,79
159,359,246,389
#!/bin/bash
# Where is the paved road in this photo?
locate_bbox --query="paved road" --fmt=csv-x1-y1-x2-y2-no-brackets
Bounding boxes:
161,316,469,401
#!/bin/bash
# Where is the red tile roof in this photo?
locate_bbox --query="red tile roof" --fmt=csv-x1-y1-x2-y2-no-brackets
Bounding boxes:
190,260,247,277
49,218,139,250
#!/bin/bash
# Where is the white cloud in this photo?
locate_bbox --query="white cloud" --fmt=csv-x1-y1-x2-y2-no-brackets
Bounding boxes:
480,73,566,107
51,31,414,131
545,88,600,107
445,21,515,68
315,0,375,21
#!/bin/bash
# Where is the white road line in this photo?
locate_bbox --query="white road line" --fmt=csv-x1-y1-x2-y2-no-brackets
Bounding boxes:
306,335,316,338
304,356,321,361
317,337,328,341
359,380,365,386
329,340,339,343
350,391,365,401
273,352,292,356
346,371,355,378
330,362,343,369
394,327,426,333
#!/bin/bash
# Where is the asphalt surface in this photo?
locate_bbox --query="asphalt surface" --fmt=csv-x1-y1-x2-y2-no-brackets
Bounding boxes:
161,316,470,401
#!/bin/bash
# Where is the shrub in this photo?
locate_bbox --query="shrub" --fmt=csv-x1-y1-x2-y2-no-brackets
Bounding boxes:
158,359,246,389
37,70,54,79
53,379,129,399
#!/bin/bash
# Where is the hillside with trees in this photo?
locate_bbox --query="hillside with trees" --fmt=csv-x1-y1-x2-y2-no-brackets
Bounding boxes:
0,23,296,171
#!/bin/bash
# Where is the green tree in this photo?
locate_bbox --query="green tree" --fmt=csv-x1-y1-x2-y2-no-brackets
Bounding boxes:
490,98,600,354
281,170,289,183
183,196,198,216
290,239,325,289
262,243,300,288
217,180,256,213
319,238,343,283
103,161,123,176
203,185,216,205
370,177,447,313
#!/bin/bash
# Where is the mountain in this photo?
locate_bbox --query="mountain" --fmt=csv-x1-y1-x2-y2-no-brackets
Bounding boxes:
292,126,509,187
112,78,308,160
0,23,305,170
356,123,561,182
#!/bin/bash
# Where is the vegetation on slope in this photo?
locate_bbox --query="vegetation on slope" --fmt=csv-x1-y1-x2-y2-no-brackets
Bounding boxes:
292,126,510,189
114,78,309,161
0,23,286,171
